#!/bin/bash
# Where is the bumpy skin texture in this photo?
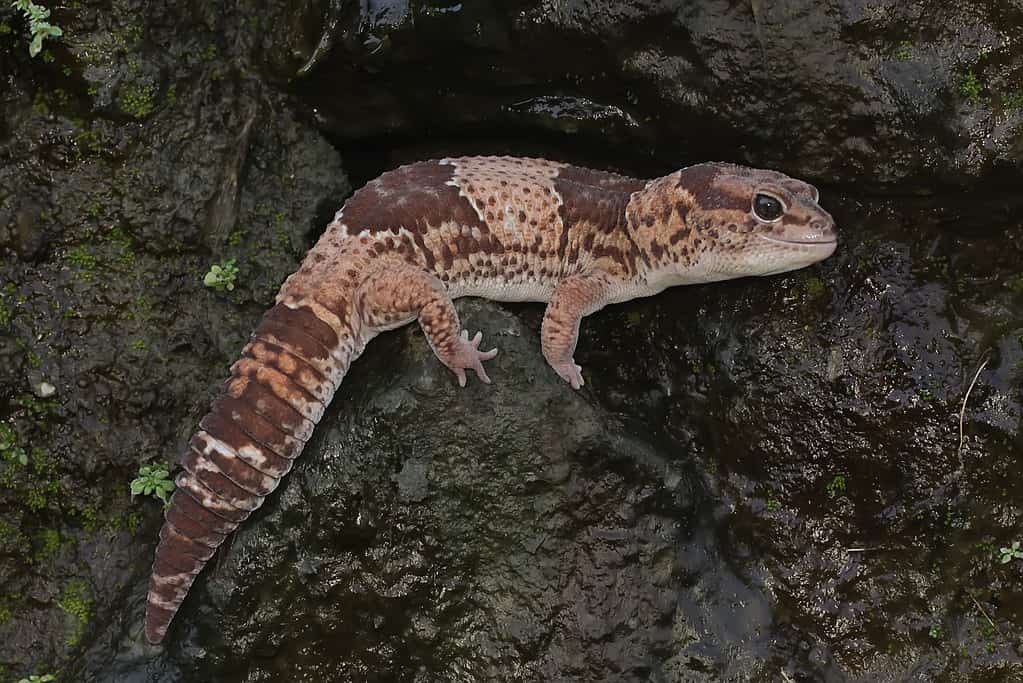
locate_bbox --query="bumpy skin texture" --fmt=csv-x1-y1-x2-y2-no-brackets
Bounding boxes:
144,156,837,643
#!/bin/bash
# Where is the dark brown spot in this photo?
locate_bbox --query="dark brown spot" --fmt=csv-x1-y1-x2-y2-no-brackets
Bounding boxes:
158,523,215,562
191,433,276,497
175,473,252,523
200,409,293,477
261,304,338,353
669,227,691,245
168,489,239,534
226,376,314,441
165,499,229,548
339,161,485,236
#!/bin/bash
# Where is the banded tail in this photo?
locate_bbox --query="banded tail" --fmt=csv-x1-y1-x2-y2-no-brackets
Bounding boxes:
144,300,358,643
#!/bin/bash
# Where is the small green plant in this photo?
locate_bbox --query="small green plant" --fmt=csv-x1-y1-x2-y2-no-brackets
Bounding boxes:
0,424,28,466
960,70,983,104
825,474,847,496
1004,92,1023,110
129,338,147,351
928,623,942,639
10,1,62,57
130,463,175,505
894,41,913,61
766,499,781,512
203,259,239,292
17,675,56,683
999,541,1023,564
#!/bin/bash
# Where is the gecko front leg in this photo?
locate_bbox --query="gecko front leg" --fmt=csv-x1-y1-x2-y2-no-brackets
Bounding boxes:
357,264,498,386
541,273,615,389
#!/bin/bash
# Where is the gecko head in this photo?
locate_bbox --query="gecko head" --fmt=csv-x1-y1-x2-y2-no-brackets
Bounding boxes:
669,162,837,278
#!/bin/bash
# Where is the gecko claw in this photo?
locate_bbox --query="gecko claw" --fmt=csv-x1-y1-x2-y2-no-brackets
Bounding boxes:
445,331,499,386
551,360,585,390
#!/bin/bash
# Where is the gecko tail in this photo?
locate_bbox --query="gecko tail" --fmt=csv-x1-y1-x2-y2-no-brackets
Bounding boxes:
144,301,353,644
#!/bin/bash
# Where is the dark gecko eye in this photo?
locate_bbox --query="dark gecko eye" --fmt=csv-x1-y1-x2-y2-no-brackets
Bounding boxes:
753,193,784,222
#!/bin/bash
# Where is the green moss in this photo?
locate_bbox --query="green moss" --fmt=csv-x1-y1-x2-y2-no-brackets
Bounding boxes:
804,276,827,297
58,580,92,646
227,228,245,246
78,504,100,532
960,70,983,104
106,226,136,270
66,245,97,280
623,310,645,329
129,339,147,351
35,527,60,560
894,41,912,61
118,82,156,119
126,511,143,534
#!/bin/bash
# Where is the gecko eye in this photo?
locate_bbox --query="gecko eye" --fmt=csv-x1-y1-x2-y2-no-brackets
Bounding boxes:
753,193,784,222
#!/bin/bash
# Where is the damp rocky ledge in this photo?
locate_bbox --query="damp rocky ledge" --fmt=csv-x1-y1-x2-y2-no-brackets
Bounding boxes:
0,1,1021,681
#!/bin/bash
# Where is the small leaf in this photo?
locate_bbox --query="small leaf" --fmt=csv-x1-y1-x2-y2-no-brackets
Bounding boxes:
29,33,42,57
130,480,146,495
1001,555,1012,564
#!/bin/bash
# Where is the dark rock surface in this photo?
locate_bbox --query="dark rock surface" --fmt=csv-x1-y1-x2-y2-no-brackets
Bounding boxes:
289,0,1023,191
1,1,1022,682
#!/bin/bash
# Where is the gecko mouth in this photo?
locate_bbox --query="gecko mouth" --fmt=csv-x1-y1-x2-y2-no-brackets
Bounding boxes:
760,235,838,247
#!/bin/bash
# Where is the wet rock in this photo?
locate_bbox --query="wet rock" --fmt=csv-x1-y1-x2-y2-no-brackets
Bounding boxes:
2,0,1023,681
113,300,782,680
291,0,1023,190
0,0,348,678
93,188,1023,681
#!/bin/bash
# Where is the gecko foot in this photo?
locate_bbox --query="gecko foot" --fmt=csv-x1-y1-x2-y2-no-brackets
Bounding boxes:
444,330,499,387
550,359,585,390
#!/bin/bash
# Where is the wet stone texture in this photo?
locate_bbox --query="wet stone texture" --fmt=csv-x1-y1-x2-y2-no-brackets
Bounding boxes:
1,0,1023,682
291,0,1023,190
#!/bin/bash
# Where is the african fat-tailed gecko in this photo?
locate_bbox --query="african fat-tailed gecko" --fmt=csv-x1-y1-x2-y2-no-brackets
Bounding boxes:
144,156,837,643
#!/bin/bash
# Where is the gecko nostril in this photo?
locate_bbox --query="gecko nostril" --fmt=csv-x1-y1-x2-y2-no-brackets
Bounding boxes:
810,219,826,232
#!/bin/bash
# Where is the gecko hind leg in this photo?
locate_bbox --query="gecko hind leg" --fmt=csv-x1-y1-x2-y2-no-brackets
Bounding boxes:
358,264,499,386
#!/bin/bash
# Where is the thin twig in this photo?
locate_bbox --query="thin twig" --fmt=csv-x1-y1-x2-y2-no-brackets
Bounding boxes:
780,670,795,683
968,591,1003,639
958,353,990,458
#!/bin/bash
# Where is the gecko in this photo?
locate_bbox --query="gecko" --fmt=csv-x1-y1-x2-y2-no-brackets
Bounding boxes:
144,156,837,643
